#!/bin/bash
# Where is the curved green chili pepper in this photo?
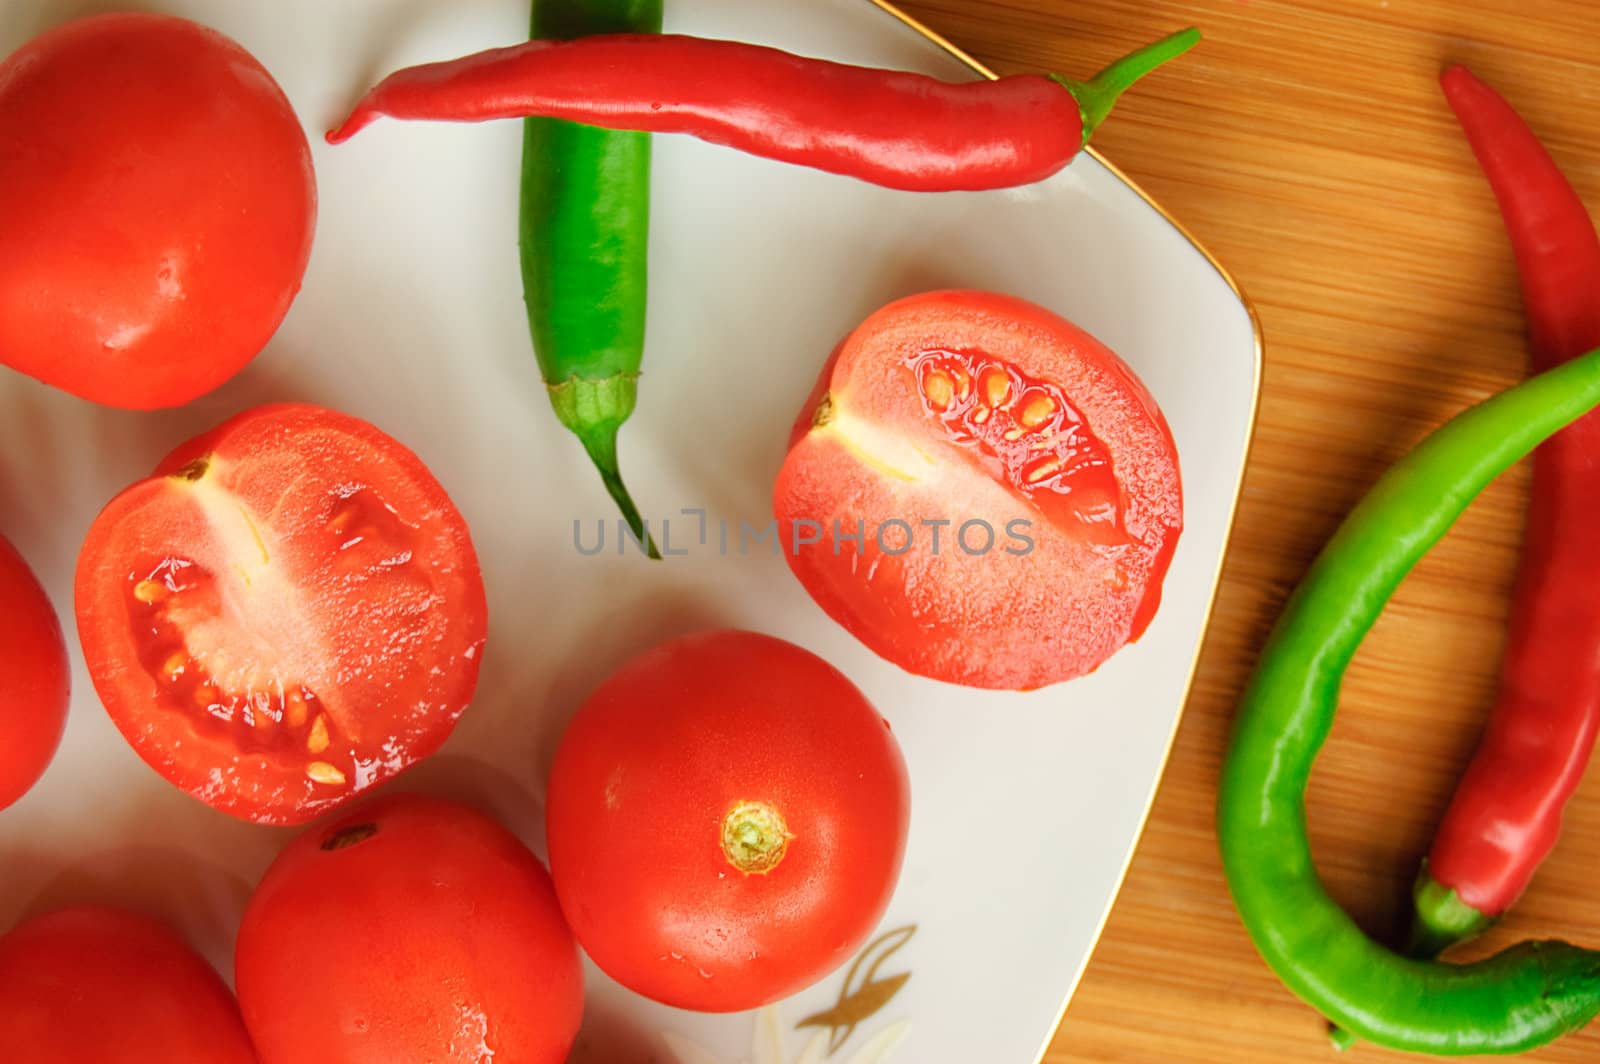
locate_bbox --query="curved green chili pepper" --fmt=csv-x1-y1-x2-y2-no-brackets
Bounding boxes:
519,0,663,558
1218,345,1600,1055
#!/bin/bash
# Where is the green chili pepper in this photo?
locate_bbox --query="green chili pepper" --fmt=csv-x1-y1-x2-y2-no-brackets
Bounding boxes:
519,0,663,558
1218,345,1600,1056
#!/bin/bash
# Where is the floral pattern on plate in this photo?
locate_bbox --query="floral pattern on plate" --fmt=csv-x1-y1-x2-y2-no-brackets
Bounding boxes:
666,925,917,1064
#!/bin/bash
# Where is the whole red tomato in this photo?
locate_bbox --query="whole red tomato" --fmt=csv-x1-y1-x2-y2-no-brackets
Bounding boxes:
775,290,1183,690
0,13,315,408
0,533,69,810
75,404,487,825
0,906,254,1063
235,793,583,1064
546,629,911,1012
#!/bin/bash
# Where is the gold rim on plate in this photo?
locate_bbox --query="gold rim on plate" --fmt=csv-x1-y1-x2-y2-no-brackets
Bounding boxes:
860,3,1266,1061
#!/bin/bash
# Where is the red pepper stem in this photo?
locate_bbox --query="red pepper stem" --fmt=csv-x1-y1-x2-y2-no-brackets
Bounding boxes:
1407,867,1496,958
1053,27,1201,145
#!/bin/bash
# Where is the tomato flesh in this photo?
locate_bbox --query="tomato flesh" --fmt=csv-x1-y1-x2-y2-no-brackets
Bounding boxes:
235,794,584,1064
0,13,315,408
0,534,70,810
0,906,255,1064
128,557,345,760
546,630,911,1012
775,290,1183,690
907,347,1124,540
76,404,486,825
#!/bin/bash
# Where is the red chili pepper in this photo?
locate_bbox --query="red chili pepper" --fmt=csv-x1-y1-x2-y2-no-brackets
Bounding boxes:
327,29,1199,192
1411,66,1600,955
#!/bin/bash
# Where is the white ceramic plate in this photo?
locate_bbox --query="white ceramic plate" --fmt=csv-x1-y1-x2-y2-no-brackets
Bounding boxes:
0,1,1259,1061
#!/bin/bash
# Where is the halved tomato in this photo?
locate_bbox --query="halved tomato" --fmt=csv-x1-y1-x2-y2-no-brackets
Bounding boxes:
75,403,487,825
774,290,1182,690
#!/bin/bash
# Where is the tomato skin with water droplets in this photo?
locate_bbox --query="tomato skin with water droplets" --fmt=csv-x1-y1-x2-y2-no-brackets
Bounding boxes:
774,290,1183,690
235,794,583,1064
0,906,255,1064
546,629,911,1012
0,534,69,810
74,403,487,825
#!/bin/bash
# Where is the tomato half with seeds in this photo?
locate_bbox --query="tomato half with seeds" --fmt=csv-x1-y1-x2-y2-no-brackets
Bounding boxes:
0,906,255,1063
236,793,583,1064
546,629,911,1012
774,290,1183,690
0,533,70,811
75,403,487,825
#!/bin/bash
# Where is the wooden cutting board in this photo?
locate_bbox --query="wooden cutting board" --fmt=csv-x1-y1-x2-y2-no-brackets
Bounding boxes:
890,1,1600,1060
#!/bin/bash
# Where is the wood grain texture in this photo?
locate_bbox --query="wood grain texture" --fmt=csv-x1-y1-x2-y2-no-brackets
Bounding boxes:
888,1,1600,1060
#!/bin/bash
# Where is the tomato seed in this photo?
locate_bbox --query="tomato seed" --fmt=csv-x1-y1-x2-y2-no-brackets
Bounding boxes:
1017,392,1057,429
133,579,168,604
981,367,1012,407
951,364,972,400
306,714,331,754
306,761,346,786
921,369,955,411
285,691,309,729
1024,456,1064,484
161,651,189,682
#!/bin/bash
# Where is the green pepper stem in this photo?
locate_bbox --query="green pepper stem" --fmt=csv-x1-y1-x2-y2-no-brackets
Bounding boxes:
574,422,660,560
1052,27,1201,145
547,374,660,559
